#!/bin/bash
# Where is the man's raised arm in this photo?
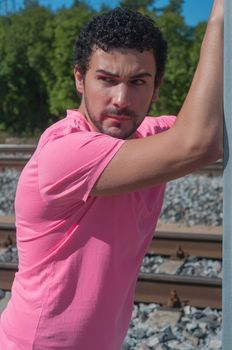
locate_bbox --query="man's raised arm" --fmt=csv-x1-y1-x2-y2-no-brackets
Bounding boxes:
92,0,224,196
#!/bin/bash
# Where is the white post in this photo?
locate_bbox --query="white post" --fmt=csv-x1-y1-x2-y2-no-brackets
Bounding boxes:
223,0,232,348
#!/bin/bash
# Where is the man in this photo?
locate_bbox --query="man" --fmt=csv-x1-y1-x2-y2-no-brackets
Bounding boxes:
0,1,223,349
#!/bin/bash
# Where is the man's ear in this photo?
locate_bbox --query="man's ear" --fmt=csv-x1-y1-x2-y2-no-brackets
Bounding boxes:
152,87,160,103
152,74,164,102
74,66,84,95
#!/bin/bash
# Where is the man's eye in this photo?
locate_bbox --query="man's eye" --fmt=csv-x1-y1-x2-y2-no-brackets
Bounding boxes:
131,79,145,86
99,77,114,83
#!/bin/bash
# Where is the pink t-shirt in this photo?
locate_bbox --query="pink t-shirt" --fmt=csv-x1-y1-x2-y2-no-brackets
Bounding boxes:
0,110,176,350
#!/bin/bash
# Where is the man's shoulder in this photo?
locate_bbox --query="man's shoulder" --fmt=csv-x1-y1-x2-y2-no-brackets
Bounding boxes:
37,110,91,150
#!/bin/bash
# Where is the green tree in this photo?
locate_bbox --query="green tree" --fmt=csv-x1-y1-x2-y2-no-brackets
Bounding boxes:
164,0,184,13
48,2,94,117
119,0,154,11
150,1,195,116
188,21,206,77
0,2,54,135
0,0,206,136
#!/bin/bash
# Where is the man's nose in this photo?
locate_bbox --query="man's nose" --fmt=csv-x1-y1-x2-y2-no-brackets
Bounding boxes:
112,83,130,109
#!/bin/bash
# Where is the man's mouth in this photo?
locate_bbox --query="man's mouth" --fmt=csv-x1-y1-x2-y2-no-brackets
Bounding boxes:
102,108,136,120
107,115,131,121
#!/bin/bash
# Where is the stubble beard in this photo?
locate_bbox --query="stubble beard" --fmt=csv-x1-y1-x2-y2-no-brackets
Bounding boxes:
83,94,154,140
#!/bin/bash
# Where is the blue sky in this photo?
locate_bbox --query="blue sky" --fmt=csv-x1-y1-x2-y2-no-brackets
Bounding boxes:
6,0,214,26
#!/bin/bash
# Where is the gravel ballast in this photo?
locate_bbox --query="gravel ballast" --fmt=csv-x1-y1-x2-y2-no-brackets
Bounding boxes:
123,303,222,350
0,170,223,227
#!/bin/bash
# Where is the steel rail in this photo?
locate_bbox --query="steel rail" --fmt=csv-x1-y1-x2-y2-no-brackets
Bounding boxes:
0,219,222,308
0,146,225,167
0,222,16,246
0,158,223,174
0,157,31,169
151,229,222,259
0,144,35,169
0,144,223,174
0,262,17,291
0,263,221,309
0,144,36,153
136,273,222,309
0,221,222,259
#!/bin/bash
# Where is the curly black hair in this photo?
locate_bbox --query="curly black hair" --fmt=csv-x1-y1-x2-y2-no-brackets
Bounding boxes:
74,7,167,88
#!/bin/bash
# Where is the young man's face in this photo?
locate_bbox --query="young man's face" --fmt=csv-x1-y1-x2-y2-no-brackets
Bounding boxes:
74,48,159,139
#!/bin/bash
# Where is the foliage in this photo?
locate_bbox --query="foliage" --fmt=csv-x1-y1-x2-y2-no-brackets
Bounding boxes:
119,0,154,11
0,0,207,136
48,2,93,117
0,2,55,134
151,0,194,115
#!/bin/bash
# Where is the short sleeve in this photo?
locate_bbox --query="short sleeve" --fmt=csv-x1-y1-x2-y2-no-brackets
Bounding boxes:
137,115,176,137
38,131,125,205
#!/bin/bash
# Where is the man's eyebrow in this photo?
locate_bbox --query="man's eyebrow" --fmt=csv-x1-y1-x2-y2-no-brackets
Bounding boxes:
131,72,153,79
95,69,153,78
96,69,119,77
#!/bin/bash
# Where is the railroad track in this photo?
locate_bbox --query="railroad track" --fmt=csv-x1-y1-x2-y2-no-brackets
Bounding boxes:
0,144,224,175
0,144,35,170
0,262,17,291
0,263,222,309
150,223,222,259
0,220,222,259
136,274,221,309
0,144,36,154
0,219,222,308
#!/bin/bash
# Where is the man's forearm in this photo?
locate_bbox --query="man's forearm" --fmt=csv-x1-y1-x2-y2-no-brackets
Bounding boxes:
175,0,224,161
